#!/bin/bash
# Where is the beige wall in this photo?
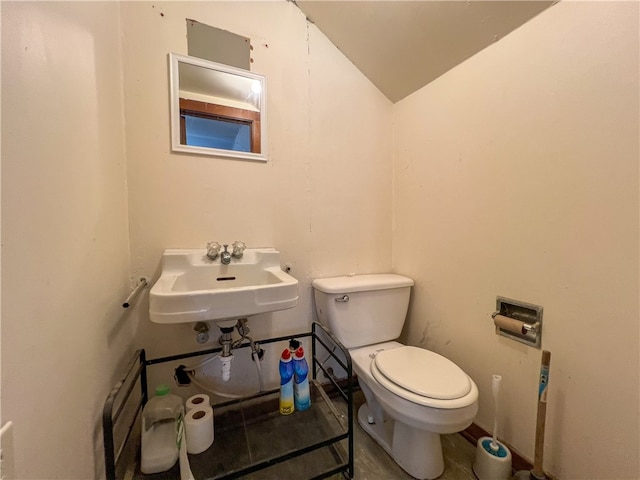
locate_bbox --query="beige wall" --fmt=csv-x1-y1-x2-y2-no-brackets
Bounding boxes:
3,1,638,479
120,0,393,394
1,2,132,478
393,2,639,478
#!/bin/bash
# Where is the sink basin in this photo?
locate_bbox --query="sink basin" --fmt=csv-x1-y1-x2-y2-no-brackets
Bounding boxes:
149,248,298,324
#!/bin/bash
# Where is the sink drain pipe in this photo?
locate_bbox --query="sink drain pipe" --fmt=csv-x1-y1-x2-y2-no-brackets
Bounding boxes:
219,326,235,382
182,318,266,396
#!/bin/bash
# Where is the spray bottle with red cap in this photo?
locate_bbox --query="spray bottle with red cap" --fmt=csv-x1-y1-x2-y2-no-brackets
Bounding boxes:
290,340,311,411
279,348,295,415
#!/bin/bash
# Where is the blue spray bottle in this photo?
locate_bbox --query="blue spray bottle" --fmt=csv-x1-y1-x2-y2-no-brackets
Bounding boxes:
293,346,311,411
279,348,295,415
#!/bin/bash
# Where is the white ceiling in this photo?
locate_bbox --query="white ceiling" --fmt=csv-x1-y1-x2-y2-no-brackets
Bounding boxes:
295,1,557,102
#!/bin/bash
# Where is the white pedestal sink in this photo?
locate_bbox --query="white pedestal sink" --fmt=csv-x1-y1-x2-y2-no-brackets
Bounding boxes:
149,248,298,324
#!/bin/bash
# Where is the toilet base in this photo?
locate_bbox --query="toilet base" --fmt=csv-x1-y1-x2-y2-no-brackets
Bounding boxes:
358,404,444,479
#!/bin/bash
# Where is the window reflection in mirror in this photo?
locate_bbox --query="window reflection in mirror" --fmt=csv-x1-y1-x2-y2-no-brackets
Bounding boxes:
169,53,267,161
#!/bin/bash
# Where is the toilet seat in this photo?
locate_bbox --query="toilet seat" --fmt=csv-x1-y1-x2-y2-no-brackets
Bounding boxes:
371,346,474,409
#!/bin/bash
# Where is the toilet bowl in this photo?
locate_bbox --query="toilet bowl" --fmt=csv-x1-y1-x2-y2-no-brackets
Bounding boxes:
312,274,478,480
351,342,478,479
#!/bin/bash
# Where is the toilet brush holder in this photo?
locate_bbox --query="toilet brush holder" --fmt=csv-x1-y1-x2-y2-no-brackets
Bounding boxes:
473,437,512,480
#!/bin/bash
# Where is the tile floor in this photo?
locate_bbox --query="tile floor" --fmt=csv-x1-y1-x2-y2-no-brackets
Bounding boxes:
125,384,350,479
337,390,477,480
122,386,478,480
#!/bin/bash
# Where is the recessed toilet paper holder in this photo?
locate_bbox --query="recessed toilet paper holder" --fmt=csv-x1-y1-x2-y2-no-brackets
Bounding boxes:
492,296,543,348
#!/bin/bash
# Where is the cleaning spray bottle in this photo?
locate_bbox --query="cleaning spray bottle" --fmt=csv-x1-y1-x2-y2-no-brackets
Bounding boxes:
293,346,311,411
279,348,295,415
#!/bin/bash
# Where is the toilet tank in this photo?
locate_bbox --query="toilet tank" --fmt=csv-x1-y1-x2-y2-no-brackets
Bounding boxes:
312,274,414,349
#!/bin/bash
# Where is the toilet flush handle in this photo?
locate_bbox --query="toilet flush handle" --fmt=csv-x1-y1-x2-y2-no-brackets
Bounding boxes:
335,295,349,303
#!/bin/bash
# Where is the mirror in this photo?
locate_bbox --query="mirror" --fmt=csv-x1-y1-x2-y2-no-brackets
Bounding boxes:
169,53,267,161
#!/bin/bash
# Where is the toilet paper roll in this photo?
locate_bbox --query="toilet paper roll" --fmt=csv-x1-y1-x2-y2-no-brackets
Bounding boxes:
185,406,214,454
493,314,527,335
186,394,210,412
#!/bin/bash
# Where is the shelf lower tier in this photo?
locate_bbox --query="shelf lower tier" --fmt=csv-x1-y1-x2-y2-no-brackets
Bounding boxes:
119,381,350,480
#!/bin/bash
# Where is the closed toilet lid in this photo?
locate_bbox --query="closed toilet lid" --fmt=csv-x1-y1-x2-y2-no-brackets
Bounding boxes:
374,346,471,400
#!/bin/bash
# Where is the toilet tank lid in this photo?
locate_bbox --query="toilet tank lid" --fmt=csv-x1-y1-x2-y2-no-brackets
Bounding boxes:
312,274,414,294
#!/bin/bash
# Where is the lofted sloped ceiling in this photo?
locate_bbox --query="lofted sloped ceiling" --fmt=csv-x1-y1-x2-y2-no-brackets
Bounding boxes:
295,1,557,103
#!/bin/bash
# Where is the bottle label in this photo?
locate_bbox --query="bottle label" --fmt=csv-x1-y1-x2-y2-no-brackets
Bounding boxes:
293,355,311,411
294,380,311,411
280,380,295,415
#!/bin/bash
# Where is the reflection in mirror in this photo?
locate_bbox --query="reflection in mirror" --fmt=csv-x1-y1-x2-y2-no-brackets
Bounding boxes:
169,53,267,161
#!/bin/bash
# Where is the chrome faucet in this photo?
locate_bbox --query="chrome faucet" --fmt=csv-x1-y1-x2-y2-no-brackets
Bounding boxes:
206,240,246,264
220,244,232,265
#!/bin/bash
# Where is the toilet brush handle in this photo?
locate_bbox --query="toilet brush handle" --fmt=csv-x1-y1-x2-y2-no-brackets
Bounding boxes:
491,375,502,448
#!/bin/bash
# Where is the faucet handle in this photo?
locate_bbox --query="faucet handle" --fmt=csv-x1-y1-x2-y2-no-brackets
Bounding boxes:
206,241,221,260
231,241,246,258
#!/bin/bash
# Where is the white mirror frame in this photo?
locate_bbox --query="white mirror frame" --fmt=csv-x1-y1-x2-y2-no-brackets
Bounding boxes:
169,53,268,162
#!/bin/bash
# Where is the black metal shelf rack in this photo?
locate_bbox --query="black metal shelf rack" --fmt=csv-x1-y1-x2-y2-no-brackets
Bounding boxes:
103,322,353,480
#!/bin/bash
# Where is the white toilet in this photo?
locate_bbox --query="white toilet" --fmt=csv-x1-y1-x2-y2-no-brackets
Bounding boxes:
312,274,478,480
